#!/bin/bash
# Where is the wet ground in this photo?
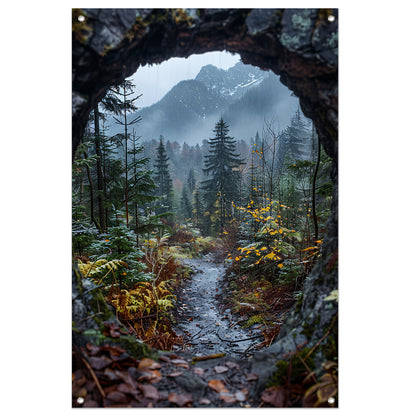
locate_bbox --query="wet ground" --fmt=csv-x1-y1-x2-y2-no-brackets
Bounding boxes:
172,255,263,358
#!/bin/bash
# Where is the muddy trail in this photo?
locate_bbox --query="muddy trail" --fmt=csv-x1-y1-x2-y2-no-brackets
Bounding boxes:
172,255,264,357
72,255,289,408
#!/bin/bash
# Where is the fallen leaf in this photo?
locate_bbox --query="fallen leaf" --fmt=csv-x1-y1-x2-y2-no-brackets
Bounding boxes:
225,361,239,370
214,366,228,374
106,391,129,404
168,392,193,407
138,358,161,370
117,383,139,396
219,392,237,403
103,321,121,338
138,383,159,401
138,370,162,384
316,384,337,404
170,359,189,369
194,367,205,376
148,370,162,384
89,356,112,371
167,371,183,377
261,386,288,407
199,398,211,405
208,379,229,393
103,368,120,381
86,343,101,356
245,373,259,382
115,370,137,389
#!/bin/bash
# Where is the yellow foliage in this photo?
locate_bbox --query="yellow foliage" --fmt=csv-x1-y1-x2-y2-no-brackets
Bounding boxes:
110,281,174,320
77,259,128,281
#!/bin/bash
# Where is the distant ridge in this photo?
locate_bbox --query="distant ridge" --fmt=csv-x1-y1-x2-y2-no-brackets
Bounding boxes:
107,62,299,145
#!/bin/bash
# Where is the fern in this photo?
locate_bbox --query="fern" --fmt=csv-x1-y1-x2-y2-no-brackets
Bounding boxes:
145,321,157,338
157,299,174,310
77,259,128,280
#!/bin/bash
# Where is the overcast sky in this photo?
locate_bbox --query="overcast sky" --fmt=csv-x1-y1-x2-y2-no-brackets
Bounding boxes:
130,51,241,108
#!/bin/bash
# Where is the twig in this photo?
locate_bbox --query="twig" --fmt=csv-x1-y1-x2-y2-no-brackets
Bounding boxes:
78,312,104,323
191,353,226,362
229,317,249,329
81,356,106,400
297,354,317,384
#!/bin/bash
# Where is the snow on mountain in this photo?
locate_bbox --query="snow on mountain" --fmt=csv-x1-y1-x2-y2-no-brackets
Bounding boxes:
195,62,265,101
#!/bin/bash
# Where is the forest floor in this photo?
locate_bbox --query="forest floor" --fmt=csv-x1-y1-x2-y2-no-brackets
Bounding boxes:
72,253,296,408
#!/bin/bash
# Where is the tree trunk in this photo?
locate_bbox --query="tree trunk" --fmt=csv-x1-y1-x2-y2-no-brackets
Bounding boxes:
123,83,129,228
84,151,101,233
312,135,321,242
94,105,106,232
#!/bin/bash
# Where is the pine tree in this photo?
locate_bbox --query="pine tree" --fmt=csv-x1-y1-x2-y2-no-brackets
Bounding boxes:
92,89,125,232
111,79,142,227
193,186,205,231
187,168,196,193
180,186,192,220
154,136,174,212
201,118,244,233
128,130,157,245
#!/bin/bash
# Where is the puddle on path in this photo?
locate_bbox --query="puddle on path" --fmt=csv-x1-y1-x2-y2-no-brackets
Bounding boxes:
173,255,263,358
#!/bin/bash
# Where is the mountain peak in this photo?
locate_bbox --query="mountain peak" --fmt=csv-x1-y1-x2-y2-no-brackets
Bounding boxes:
195,61,265,101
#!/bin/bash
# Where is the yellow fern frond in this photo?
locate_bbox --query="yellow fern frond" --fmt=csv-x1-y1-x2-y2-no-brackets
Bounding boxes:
157,299,173,311
145,321,157,338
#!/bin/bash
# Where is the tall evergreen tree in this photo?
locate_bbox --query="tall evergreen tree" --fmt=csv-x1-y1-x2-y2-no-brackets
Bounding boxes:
201,118,244,233
111,79,142,227
180,186,192,220
187,168,196,193
154,136,174,212
128,130,157,245
193,186,205,232
91,89,125,232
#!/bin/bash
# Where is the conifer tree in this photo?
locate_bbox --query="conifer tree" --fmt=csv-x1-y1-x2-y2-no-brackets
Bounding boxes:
187,168,196,193
128,130,157,245
201,118,244,233
180,186,192,220
110,79,142,227
92,90,125,232
154,136,174,212
193,186,205,231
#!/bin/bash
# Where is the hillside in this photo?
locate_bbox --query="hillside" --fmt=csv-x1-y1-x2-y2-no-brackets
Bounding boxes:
107,62,299,144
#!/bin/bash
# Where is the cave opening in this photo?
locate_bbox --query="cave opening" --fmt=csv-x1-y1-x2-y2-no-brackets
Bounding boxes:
72,8,338,405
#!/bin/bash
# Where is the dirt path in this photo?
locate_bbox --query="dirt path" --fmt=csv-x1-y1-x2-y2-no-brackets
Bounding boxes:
172,255,263,357
72,255,276,408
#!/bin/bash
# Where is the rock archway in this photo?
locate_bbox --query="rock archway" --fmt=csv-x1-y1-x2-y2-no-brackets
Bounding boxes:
72,7,338,388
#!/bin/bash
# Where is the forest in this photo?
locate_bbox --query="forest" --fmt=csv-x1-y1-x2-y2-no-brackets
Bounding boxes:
72,77,336,408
